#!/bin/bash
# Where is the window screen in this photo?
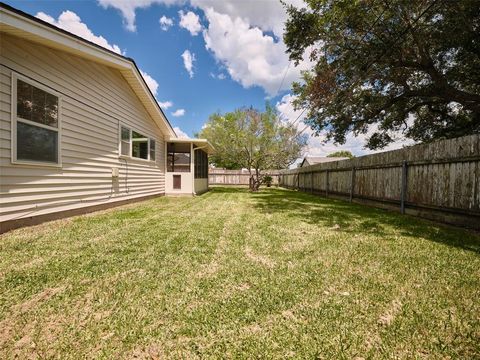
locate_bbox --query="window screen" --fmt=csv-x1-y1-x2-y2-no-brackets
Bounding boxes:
167,142,191,172
194,149,208,179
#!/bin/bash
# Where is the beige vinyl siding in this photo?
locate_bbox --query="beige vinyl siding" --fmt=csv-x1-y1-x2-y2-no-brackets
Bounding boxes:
0,34,166,221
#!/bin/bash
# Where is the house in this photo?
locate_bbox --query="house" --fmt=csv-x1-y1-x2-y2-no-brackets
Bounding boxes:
0,3,213,232
299,156,349,167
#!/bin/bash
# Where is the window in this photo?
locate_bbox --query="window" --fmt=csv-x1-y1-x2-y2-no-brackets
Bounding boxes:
132,130,148,159
150,139,156,161
119,125,155,161
167,142,191,172
194,149,208,179
13,76,60,165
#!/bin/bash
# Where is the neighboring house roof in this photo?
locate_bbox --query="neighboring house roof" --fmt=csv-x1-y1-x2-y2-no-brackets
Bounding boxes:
300,156,349,167
0,2,177,138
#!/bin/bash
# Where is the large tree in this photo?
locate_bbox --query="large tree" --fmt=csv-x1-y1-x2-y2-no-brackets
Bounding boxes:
199,106,307,191
284,0,480,149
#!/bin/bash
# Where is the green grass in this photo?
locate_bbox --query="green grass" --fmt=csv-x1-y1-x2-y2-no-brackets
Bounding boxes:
1,187,479,359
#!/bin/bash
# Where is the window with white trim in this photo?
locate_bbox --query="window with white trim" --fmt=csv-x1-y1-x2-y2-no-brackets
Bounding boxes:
120,125,155,161
13,75,60,164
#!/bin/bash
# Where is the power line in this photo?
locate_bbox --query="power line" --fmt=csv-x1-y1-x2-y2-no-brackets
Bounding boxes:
291,107,307,126
275,60,291,97
298,124,310,135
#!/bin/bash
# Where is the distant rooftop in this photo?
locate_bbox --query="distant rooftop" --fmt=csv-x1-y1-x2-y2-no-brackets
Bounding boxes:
300,156,349,167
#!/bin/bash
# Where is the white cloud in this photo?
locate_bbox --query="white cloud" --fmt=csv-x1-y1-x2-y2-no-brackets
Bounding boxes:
276,94,415,160
181,50,196,78
97,0,297,35
210,72,227,80
202,8,313,96
178,10,202,35
191,0,303,38
159,15,174,31
96,0,313,95
173,126,189,138
97,0,183,32
139,70,159,96
172,109,186,117
36,10,124,54
158,100,173,109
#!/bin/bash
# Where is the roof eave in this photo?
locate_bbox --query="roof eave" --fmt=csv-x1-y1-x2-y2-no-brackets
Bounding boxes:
167,137,215,154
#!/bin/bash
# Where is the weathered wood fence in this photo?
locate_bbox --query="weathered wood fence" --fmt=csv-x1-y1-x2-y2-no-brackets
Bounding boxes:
279,134,480,229
209,169,281,186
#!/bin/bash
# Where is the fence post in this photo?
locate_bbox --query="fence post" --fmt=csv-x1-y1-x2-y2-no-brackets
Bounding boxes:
311,171,314,193
297,173,300,190
350,167,355,202
325,170,329,197
400,160,408,214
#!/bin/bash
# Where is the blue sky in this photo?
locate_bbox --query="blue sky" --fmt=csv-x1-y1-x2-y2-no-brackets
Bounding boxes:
5,0,411,157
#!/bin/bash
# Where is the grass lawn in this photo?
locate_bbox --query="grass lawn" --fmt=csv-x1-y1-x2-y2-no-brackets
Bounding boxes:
1,187,479,359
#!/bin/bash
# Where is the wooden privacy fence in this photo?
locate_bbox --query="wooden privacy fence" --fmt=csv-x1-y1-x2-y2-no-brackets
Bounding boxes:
209,169,281,186
279,134,480,229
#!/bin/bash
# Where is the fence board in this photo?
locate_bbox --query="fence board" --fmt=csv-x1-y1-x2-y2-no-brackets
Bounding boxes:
279,134,480,228
209,169,281,186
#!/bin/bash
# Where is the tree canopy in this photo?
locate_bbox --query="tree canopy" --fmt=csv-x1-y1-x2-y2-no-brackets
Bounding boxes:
198,106,307,190
284,0,480,149
327,150,354,159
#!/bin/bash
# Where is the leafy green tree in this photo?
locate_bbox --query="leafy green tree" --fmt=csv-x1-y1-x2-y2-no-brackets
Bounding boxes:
327,150,354,159
284,0,480,149
199,106,307,191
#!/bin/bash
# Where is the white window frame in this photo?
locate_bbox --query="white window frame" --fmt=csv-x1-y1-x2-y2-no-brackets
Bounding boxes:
11,72,62,167
118,124,156,163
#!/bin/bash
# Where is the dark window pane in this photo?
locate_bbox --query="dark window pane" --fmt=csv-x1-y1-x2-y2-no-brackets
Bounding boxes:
17,121,58,163
121,126,130,141
167,153,174,171
31,85,45,125
130,130,148,159
132,130,147,139
167,142,191,172
132,140,148,159
17,79,33,121
44,92,58,127
167,142,190,153
121,141,130,156
175,152,190,165
150,139,156,161
194,150,208,179
17,80,58,128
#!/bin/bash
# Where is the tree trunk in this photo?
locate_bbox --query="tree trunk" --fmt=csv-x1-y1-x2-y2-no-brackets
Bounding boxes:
249,169,262,192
